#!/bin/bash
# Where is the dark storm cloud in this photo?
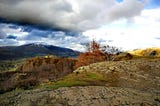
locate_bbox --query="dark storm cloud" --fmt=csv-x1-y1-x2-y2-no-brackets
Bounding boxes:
0,18,61,32
24,29,81,41
108,0,146,20
6,35,17,39
0,0,74,30
0,0,146,31
0,21,82,42
8,25,19,30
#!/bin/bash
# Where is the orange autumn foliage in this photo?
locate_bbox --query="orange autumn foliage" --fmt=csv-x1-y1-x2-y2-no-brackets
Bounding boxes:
75,40,106,69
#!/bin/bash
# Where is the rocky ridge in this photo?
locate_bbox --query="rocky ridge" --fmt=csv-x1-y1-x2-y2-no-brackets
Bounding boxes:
74,58,160,92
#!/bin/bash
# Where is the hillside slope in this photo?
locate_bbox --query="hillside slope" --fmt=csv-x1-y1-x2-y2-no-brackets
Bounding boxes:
74,58,160,92
0,58,160,105
129,47,160,57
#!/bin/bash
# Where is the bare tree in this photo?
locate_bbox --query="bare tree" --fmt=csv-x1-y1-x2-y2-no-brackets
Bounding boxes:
101,45,122,61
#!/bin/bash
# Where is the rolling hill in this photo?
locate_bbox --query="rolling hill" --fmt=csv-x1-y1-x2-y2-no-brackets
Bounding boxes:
128,47,160,57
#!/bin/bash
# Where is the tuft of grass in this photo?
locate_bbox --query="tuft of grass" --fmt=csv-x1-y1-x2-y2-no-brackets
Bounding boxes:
86,73,99,79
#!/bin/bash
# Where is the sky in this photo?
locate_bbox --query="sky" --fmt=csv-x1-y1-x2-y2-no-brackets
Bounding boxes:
0,0,160,51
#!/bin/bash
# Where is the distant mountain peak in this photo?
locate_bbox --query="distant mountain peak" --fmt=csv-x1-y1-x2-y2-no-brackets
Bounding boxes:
0,42,80,60
24,42,48,46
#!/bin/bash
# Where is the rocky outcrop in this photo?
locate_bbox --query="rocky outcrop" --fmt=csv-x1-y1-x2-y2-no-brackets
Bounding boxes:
0,57,76,93
74,59,160,92
0,86,159,106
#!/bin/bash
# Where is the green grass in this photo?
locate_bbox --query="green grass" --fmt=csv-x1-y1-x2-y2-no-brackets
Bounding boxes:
86,73,99,79
38,72,107,90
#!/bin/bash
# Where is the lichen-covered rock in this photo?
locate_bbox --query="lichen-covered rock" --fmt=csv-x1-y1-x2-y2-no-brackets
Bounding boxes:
74,59,160,91
0,86,159,106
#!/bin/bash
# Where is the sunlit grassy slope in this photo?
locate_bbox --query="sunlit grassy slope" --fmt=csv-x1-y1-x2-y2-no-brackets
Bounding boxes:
128,47,160,57
38,72,107,89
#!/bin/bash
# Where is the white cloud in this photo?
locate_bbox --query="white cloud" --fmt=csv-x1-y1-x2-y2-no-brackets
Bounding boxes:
83,8,160,50
43,34,90,51
0,24,29,39
0,39,19,46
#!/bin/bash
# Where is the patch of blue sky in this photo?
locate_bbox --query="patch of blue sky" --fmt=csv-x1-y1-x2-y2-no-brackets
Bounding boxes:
116,0,123,3
145,0,160,9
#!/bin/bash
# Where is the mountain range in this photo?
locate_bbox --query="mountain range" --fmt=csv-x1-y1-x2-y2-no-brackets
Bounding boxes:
0,43,80,60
